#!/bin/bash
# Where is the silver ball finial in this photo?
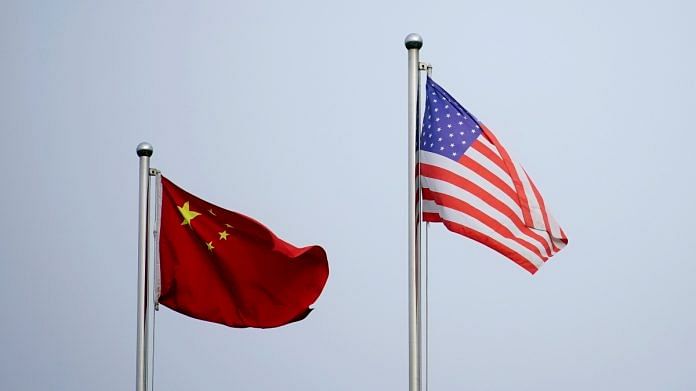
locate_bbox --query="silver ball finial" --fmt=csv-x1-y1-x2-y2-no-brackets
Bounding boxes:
404,33,423,49
136,142,153,157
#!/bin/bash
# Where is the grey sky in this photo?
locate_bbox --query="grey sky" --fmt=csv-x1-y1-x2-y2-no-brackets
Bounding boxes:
1,0,695,390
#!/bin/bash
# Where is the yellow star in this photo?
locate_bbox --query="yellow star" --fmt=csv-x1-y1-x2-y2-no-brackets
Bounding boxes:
208,208,216,216
218,230,229,240
225,223,234,228
206,241,215,251
178,201,201,226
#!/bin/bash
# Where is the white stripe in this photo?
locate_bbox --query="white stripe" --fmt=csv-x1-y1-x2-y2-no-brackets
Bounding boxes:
548,214,566,249
422,200,545,269
421,176,552,258
521,169,566,249
420,151,518,212
529,178,563,243
548,214,562,239
511,160,545,229
476,136,502,158
524,170,565,248
521,168,562,252
466,143,514,189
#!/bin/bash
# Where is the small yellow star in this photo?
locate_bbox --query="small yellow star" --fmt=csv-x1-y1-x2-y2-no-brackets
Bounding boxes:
225,223,234,228
178,202,201,226
208,208,216,216
206,241,215,251
218,230,229,240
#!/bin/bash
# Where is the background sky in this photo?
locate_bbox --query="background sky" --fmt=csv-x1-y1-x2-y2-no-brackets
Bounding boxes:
2,1,695,390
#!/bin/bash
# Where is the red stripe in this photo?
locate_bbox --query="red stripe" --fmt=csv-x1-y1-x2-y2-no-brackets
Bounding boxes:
479,124,534,227
524,170,560,253
471,140,507,174
456,156,518,202
423,212,539,274
560,228,568,242
420,163,553,256
423,212,442,223
422,188,548,262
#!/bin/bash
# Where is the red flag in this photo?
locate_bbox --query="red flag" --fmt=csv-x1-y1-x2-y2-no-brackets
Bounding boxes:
155,176,329,328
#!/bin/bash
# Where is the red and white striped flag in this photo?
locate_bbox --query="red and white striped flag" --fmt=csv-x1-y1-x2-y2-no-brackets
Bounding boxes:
419,78,568,274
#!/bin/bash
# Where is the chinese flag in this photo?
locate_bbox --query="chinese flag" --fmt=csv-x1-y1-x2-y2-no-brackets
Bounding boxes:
155,176,329,328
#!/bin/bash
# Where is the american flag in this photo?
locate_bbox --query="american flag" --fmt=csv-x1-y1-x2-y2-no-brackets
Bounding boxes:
419,77,568,274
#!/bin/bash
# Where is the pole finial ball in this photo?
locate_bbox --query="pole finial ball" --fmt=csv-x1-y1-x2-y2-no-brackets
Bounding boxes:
404,33,423,49
136,142,154,157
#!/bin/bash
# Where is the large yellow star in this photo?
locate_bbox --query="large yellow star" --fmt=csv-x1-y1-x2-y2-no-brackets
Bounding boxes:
178,201,201,226
206,241,215,251
218,230,229,240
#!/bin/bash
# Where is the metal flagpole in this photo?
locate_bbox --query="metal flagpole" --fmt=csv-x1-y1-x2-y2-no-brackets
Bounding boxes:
405,33,423,391
136,142,153,391
421,62,432,391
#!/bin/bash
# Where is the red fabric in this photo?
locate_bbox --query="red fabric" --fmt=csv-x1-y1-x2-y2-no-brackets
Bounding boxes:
157,176,329,328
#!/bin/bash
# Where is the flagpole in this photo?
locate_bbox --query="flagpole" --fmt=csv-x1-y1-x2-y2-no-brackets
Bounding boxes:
136,142,153,391
405,33,423,391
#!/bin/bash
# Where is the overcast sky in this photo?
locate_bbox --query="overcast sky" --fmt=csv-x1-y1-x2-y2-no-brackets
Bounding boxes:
2,1,695,390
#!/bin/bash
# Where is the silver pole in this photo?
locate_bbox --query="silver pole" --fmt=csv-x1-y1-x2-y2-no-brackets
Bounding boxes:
136,142,153,391
422,62,431,391
405,33,423,391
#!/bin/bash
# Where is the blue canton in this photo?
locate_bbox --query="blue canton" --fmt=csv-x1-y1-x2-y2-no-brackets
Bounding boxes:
421,78,482,161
